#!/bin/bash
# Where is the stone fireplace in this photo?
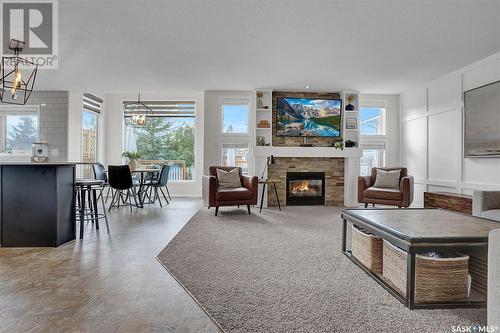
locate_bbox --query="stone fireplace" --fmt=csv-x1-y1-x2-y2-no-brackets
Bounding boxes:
286,172,325,205
267,157,344,206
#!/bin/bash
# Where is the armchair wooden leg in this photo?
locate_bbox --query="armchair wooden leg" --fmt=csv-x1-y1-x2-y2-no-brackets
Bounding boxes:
215,206,219,216
247,205,251,214
364,203,368,208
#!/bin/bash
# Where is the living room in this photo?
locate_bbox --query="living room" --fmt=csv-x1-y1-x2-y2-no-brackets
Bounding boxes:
0,1,499,332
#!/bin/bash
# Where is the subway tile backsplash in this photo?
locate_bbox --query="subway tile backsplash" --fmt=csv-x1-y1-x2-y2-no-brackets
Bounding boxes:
25,91,69,162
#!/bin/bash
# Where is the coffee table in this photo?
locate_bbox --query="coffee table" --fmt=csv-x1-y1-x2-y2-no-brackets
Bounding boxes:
341,208,500,309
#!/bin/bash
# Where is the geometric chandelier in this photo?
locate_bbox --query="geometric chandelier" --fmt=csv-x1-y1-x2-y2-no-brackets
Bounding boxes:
123,93,153,126
0,39,38,105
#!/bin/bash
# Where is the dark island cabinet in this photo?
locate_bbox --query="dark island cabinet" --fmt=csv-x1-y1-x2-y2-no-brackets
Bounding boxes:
0,163,76,247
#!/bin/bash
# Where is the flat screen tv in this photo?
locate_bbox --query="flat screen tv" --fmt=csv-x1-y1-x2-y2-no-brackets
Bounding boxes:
464,80,500,157
276,97,342,137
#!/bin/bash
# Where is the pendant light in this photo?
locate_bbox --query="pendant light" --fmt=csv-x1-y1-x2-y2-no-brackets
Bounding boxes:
124,93,153,126
0,39,38,105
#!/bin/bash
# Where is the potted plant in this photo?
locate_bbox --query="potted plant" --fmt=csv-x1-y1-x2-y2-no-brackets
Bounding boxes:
121,151,142,171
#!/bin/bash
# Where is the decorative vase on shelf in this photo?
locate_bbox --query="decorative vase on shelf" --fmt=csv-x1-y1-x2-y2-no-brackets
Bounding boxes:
345,95,355,111
256,92,264,109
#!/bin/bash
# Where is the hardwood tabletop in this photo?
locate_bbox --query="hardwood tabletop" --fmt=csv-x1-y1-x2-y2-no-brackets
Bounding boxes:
258,179,281,184
342,208,500,243
132,168,159,173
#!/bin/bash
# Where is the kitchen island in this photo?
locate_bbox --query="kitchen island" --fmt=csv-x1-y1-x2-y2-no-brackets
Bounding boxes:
0,163,76,247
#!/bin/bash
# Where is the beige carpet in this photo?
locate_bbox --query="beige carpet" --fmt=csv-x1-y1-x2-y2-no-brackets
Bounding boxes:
157,206,486,333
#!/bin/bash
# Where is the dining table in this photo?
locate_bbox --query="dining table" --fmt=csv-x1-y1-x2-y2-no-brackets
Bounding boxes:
131,168,160,208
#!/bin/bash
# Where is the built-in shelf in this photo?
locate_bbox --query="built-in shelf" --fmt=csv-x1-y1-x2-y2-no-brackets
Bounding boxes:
255,90,273,146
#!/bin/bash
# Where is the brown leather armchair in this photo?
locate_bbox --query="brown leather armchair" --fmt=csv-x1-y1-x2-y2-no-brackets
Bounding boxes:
208,166,258,216
358,167,414,208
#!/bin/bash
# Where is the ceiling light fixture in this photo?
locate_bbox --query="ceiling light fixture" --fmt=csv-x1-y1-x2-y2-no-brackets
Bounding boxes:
305,85,311,89
124,93,153,126
0,39,38,105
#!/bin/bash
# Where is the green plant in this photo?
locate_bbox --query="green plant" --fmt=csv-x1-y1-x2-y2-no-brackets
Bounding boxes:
121,151,142,160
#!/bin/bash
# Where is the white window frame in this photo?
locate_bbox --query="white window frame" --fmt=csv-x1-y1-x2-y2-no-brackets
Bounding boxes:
359,99,388,173
0,105,40,157
360,142,387,176
122,99,197,183
359,100,387,138
220,98,250,136
220,142,250,174
81,109,99,160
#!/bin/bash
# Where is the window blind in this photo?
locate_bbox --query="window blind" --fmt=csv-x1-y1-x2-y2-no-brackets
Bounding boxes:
360,142,386,150
123,101,195,118
83,93,103,114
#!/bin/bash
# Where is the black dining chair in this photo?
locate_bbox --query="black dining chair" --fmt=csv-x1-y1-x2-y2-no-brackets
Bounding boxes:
149,165,171,207
108,165,139,212
92,163,113,202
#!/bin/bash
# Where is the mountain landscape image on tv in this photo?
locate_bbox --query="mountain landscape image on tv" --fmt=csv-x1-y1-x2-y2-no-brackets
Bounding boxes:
276,97,342,137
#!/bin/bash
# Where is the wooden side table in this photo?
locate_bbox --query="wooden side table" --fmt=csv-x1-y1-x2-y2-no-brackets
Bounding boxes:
258,179,282,213
423,192,473,215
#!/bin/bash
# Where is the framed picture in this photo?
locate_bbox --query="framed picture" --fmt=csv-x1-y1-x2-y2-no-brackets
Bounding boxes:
345,117,358,129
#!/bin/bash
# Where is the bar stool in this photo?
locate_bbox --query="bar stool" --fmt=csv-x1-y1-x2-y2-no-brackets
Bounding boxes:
75,179,110,239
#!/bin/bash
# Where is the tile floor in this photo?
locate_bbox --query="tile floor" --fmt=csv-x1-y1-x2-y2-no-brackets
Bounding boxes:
0,198,220,333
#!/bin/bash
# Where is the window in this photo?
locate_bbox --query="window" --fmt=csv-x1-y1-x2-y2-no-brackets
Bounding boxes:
124,101,196,181
360,106,386,135
221,101,249,134
81,111,98,177
360,101,387,175
360,148,386,176
80,94,102,178
0,107,38,155
221,144,249,174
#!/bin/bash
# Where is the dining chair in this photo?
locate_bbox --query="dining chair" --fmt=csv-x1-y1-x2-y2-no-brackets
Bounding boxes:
108,165,139,212
149,165,171,207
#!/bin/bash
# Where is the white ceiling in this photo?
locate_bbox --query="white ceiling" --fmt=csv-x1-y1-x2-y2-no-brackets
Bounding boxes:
36,0,500,94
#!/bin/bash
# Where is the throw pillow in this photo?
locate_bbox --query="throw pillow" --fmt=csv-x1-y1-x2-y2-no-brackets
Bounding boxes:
216,168,241,188
374,169,401,189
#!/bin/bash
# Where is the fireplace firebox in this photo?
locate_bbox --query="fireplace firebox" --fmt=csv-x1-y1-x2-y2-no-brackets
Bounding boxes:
286,172,325,206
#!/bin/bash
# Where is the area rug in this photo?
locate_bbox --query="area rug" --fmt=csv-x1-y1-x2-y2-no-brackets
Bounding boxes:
157,206,486,333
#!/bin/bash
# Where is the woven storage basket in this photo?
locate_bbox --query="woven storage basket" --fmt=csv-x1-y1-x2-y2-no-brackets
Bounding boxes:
382,240,407,295
351,225,383,273
383,240,469,303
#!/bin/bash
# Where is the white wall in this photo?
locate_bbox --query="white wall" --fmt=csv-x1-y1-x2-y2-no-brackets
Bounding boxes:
400,52,500,206
104,91,204,197
203,90,255,175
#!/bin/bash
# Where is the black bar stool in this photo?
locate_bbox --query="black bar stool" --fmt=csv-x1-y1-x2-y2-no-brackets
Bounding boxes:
75,179,110,239
92,163,113,203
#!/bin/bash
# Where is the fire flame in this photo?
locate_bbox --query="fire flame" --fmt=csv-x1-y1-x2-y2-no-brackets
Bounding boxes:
291,180,310,193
